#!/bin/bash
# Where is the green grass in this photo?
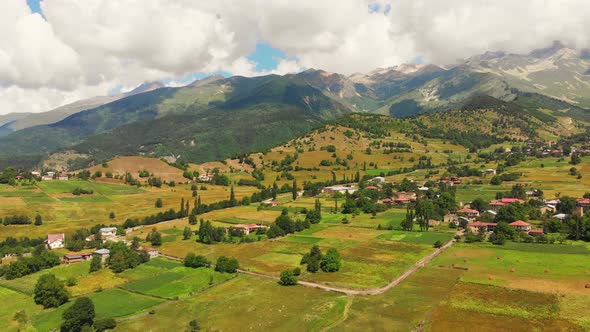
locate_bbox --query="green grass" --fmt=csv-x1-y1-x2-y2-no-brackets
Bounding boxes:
0,261,91,295
37,180,144,195
0,286,44,332
278,235,323,244
122,267,234,299
115,275,347,331
32,288,165,331
378,230,454,245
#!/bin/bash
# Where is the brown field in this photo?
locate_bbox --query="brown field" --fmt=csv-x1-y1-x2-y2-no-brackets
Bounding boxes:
87,156,187,183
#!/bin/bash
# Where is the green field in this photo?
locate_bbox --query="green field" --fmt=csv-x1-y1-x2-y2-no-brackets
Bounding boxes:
122,267,234,299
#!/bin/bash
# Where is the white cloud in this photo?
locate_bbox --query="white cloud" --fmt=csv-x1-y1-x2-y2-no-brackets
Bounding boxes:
1,0,590,115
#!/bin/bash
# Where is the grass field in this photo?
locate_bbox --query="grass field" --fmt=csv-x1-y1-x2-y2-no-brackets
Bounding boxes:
115,274,348,332
122,267,234,299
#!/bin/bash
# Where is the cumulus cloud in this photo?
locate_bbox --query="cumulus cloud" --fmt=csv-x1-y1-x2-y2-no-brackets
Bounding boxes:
1,0,590,115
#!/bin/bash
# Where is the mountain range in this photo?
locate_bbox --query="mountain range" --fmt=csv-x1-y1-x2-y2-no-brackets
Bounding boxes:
1,41,589,170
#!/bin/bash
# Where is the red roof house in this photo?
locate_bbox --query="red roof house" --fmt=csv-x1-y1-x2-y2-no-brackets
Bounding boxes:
46,233,65,249
509,220,532,231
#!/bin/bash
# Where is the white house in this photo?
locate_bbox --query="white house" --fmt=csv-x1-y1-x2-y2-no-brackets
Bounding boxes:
99,227,118,237
46,233,65,249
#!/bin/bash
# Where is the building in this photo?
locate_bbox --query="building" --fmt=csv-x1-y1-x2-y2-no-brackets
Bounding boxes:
233,224,266,235
489,201,505,211
482,168,497,175
577,198,590,215
365,186,379,190
370,176,385,183
138,247,159,258
93,249,110,262
58,172,69,181
552,213,568,221
322,185,357,196
467,221,496,233
63,253,92,264
46,233,65,249
509,220,532,232
528,229,544,236
41,171,55,181
99,227,118,237
456,208,480,219
498,198,526,204
394,197,411,205
381,198,393,204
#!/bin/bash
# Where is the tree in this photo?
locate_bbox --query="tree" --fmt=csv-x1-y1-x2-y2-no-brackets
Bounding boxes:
292,180,298,200
415,200,435,231
188,214,197,225
94,318,117,332
149,229,162,246
34,274,69,308
155,198,163,208
183,226,192,240
89,255,102,273
557,196,577,215
186,320,200,332
570,153,582,165
61,297,95,332
108,212,115,219
302,245,322,273
34,214,43,226
230,186,236,207
470,198,489,212
215,256,239,273
272,182,278,200
401,208,414,231
278,270,297,286
184,253,211,268
433,240,443,248
320,248,341,272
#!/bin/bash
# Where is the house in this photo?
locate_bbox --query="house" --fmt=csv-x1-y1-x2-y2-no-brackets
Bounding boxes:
528,229,544,236
261,200,278,207
138,247,159,258
63,253,92,264
99,227,117,237
197,174,213,182
467,221,496,233
365,186,379,190
58,172,69,181
382,198,393,204
509,220,532,232
394,197,411,205
482,168,497,175
233,224,266,235
540,205,556,214
42,171,55,181
489,201,505,211
322,185,357,196
418,186,430,191
370,176,385,183
395,191,417,200
577,198,590,215
31,171,40,177
552,213,568,221
456,208,480,219
93,248,110,262
525,190,542,197
498,198,526,204
46,233,65,249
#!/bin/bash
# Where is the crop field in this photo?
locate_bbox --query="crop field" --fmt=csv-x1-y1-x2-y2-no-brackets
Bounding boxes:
0,180,258,240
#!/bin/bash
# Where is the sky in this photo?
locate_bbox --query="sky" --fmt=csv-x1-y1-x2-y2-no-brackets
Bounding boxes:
1,0,590,115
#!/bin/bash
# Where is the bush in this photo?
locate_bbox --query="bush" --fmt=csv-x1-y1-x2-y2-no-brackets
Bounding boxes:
292,267,301,276
94,318,117,331
184,253,211,268
433,240,443,248
278,270,297,286
214,256,239,273
320,248,341,272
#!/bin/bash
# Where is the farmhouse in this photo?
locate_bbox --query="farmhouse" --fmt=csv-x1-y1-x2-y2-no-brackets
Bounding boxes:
58,172,69,181
46,233,65,249
93,248,110,262
467,221,496,233
63,253,92,264
509,220,532,232
528,229,544,236
233,224,266,235
41,171,55,181
456,208,480,219
577,198,590,215
394,197,411,205
322,185,358,196
99,227,118,237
